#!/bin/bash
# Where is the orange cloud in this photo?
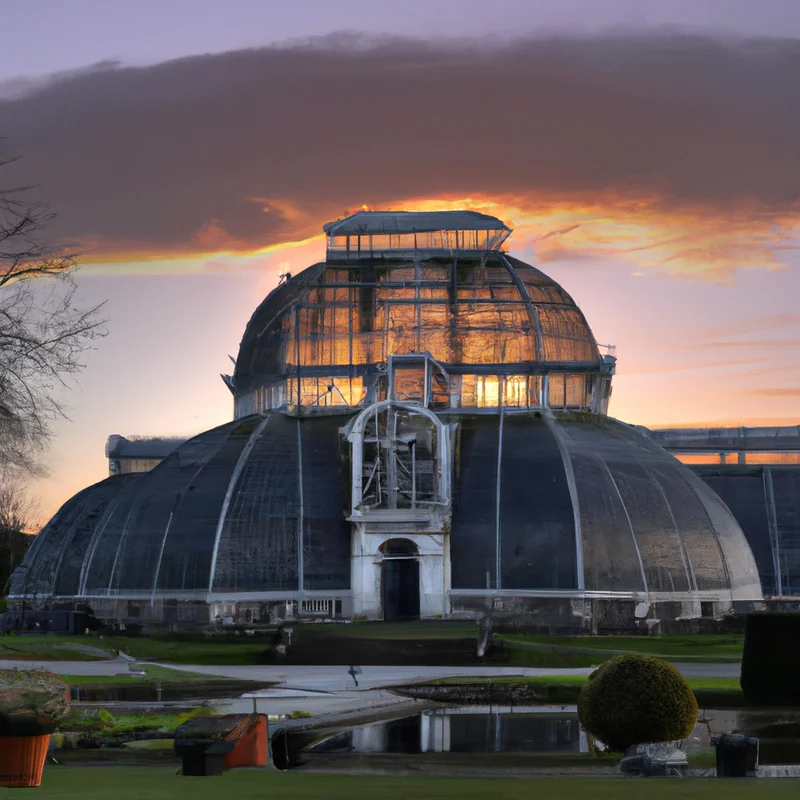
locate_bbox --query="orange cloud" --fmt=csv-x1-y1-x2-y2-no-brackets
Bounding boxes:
745,388,800,397
76,192,800,283
390,194,800,281
5,34,800,281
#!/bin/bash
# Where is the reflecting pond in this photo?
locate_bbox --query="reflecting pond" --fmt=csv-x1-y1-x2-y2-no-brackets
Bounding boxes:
277,706,800,771
310,708,585,755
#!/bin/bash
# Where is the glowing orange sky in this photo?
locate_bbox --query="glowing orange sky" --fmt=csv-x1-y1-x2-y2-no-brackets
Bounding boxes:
26,194,799,530
79,194,800,285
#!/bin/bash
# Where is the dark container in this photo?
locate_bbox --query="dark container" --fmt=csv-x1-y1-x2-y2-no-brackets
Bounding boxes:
174,740,234,777
713,733,759,777
741,612,800,705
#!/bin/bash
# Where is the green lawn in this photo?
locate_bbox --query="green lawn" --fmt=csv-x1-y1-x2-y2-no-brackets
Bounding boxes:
425,676,751,708
0,640,106,661
432,674,589,686
432,675,739,689
0,634,270,665
95,637,270,665
0,628,743,667
497,646,606,669
501,634,743,661
16,767,799,800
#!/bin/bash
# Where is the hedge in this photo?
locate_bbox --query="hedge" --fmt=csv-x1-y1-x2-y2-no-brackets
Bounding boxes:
741,612,800,705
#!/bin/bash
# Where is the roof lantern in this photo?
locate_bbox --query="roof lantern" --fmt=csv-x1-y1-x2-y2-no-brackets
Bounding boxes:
323,210,512,259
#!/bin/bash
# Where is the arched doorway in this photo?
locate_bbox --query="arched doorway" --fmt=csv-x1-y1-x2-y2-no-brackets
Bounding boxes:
381,539,420,621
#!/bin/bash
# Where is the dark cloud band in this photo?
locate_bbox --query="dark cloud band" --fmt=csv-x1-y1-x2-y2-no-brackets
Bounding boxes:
3,33,800,255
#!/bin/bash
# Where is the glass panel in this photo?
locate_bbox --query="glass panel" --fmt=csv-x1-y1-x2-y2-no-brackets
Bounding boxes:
460,374,477,407
392,366,426,404
745,453,800,465
476,375,500,408
419,304,452,362
387,304,419,355
565,374,588,408
504,375,528,407
500,415,577,589
549,374,566,408
449,375,463,408
213,416,299,592
528,376,543,406
675,453,726,465
301,417,351,590
431,370,450,409
298,377,365,407
450,418,499,588
271,382,287,408
371,235,392,250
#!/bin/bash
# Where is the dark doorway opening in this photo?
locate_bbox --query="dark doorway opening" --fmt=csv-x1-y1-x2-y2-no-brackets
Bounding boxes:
382,539,420,621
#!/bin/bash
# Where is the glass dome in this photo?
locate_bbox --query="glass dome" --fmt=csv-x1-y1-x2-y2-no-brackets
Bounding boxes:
230,212,612,417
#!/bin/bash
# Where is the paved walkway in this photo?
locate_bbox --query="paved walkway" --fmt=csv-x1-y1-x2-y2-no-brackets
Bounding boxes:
153,664,595,690
0,659,740,683
158,661,741,686
216,687,419,719
0,655,132,676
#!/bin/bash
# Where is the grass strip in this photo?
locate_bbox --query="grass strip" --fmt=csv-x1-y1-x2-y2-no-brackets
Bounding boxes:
0,644,106,662
1,629,744,667
425,676,758,708
1,635,269,665
28,766,800,799
498,635,743,663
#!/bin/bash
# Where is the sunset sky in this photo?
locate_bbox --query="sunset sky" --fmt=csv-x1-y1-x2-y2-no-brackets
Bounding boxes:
2,0,799,525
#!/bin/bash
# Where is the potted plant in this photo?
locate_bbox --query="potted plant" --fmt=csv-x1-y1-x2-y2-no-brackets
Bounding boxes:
0,669,70,787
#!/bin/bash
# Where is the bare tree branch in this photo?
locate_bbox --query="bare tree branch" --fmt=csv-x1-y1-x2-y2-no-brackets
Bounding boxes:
0,141,107,476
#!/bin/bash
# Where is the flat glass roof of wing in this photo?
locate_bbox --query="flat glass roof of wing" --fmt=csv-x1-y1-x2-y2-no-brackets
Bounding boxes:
324,211,512,255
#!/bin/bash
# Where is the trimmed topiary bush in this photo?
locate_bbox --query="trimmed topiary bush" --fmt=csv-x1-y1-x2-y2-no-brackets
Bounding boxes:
577,654,698,752
741,612,800,705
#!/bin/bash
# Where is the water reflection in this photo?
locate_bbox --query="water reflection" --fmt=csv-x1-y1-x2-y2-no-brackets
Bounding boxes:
696,710,800,765
310,708,585,755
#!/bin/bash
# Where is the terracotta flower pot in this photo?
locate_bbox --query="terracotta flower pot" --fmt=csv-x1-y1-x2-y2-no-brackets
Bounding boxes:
0,734,51,787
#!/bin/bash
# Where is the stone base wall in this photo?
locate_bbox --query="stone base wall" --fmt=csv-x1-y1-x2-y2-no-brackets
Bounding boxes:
4,594,800,634
2,595,352,632
448,594,800,634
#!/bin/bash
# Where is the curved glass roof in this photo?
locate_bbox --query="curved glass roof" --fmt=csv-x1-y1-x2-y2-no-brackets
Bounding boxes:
11,414,762,602
233,252,601,401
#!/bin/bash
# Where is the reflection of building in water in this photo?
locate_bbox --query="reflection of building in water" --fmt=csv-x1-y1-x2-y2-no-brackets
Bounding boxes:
422,709,583,754
311,709,585,755
13,209,798,630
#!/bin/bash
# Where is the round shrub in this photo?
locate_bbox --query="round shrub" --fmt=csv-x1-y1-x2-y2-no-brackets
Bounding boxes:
577,654,698,752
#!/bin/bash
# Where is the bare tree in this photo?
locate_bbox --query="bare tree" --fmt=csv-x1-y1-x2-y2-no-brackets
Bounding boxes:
0,467,35,594
0,144,106,475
